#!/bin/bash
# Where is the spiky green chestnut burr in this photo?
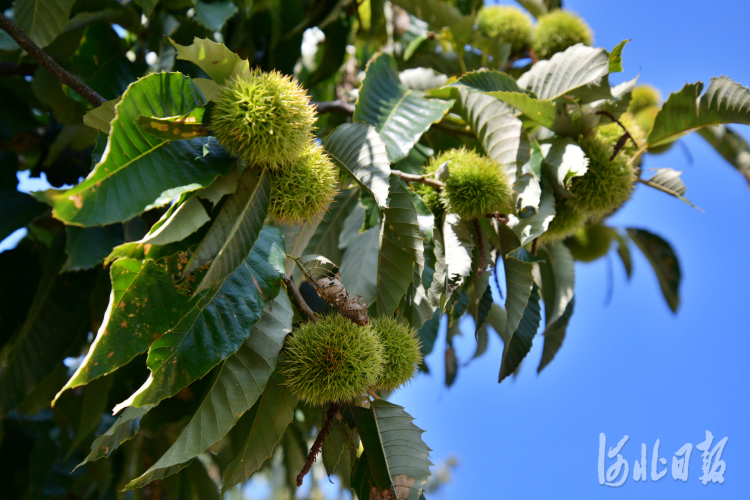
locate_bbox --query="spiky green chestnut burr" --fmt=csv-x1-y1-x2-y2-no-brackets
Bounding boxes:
268,142,338,224
531,10,593,60
567,132,637,218
476,5,533,57
597,112,646,160
430,148,512,220
280,314,384,406
628,85,662,116
565,223,614,262
414,183,444,218
211,70,317,169
370,317,422,392
540,201,587,244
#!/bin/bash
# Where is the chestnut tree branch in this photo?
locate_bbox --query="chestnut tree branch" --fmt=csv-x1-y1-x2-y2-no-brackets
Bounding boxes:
296,403,339,486
391,169,445,189
283,275,318,324
0,13,106,107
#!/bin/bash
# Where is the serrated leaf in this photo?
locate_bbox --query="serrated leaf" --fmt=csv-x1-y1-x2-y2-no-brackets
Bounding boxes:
355,53,453,162
67,373,114,457
442,214,473,291
537,242,575,327
696,125,750,184
502,256,534,346
427,225,446,306
339,225,380,306
615,232,632,279
171,37,249,85
377,223,414,317
220,373,298,494
537,296,574,373
499,283,540,383
474,283,493,334
539,138,589,198
609,40,629,73
517,44,612,103
113,227,285,411
279,220,321,276
0,191,48,241
399,68,448,90
1,235,94,415
646,77,750,149
353,399,433,500
55,252,212,401
640,168,700,209
416,308,441,356
14,0,75,47
182,168,271,294
453,86,530,187
322,416,348,476
508,187,556,246
47,73,234,226
453,70,523,94
385,176,426,278
325,123,392,208
392,0,463,30
194,0,238,31
76,404,155,469
123,291,293,489
490,92,558,130
627,228,681,313
63,224,124,271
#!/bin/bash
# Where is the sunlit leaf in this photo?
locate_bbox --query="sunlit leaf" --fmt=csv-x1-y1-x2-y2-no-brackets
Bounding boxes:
171,37,250,85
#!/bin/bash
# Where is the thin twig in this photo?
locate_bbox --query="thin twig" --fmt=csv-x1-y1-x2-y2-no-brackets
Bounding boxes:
531,238,538,256
312,100,355,115
283,275,318,323
367,387,381,400
473,218,485,277
596,110,639,160
0,13,105,107
296,403,339,487
391,169,445,189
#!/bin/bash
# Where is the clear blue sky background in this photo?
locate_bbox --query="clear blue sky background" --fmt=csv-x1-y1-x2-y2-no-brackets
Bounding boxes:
3,2,749,498
389,1,750,499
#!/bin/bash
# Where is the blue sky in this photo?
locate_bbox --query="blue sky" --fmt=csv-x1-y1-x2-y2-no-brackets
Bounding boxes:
389,1,750,499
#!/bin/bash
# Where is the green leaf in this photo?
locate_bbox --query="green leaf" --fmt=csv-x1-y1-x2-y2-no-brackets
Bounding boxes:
279,220,321,275
76,404,155,469
377,223,414,317
627,228,681,313
537,296,574,373
181,168,271,294
339,225,380,306
171,37,250,85
696,125,750,184
352,399,433,500
502,256,534,346
322,416,348,476
639,168,700,209
292,188,359,279
508,187,556,246
55,253,210,400
537,241,574,327
442,214,474,294
67,373,114,456
646,77,750,149
137,105,213,141
220,373,298,494
386,176,426,279
492,92,558,130
194,0,238,31
514,0,547,18
499,283,541,383
453,70,523,94
392,0,463,30
63,224,124,272
539,138,589,198
416,308,441,356
106,195,210,264
354,53,453,162
0,235,94,415
474,283,493,334
47,73,234,226
0,191,48,241
83,97,120,134
123,291,293,489
14,0,75,47
453,86,530,187
609,40,629,73
615,232,633,279
427,225,446,306
325,123,392,208
113,227,285,411
517,44,612,103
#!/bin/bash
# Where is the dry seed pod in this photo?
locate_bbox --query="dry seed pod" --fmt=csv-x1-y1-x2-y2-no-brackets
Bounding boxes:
314,274,369,326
